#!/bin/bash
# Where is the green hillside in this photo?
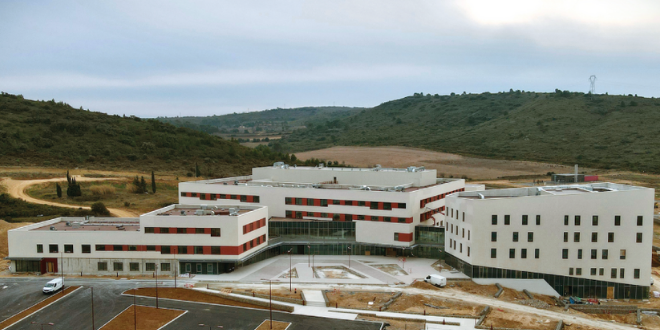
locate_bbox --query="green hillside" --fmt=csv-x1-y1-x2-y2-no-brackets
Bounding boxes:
0,92,288,176
281,90,660,173
157,106,362,135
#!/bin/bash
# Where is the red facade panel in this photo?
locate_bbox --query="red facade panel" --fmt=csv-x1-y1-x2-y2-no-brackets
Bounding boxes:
203,246,211,254
397,233,413,242
187,228,195,234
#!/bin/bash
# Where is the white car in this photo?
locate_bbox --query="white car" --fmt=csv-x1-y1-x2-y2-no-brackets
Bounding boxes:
43,278,63,294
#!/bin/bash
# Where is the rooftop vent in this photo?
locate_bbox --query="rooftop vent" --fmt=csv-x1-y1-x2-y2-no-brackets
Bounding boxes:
180,210,186,216
65,221,71,227
273,162,285,167
229,208,239,216
50,226,56,231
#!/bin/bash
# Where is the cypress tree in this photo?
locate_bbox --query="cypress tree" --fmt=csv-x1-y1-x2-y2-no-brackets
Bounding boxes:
140,176,147,193
56,183,62,198
66,170,71,185
151,171,156,193
195,162,201,178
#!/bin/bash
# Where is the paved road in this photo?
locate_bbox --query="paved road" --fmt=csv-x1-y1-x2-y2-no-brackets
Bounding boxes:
0,278,381,330
1,177,139,217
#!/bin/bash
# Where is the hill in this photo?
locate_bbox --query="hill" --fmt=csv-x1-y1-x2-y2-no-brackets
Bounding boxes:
281,90,660,173
0,92,288,176
157,106,362,137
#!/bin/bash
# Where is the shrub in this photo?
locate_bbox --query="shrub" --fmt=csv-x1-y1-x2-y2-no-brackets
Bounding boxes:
91,202,110,216
90,185,116,196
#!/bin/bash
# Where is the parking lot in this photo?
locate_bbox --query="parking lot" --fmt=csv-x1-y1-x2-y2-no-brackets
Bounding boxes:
0,278,381,330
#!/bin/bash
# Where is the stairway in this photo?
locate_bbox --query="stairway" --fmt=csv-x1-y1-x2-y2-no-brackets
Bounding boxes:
302,290,327,307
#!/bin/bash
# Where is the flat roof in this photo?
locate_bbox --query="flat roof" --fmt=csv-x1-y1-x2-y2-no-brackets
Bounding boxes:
143,204,264,217
31,218,140,232
455,182,646,200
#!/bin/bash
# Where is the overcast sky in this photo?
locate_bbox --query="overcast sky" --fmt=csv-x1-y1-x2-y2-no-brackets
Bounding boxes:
1,0,659,117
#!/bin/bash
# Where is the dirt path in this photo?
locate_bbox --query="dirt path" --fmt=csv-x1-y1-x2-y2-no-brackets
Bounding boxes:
1,177,140,217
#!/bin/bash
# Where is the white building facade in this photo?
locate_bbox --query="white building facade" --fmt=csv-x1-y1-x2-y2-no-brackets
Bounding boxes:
179,164,466,247
7,204,268,275
444,183,653,299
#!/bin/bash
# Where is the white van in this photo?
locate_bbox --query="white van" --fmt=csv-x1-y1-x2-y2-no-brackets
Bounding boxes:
424,274,447,287
43,278,63,294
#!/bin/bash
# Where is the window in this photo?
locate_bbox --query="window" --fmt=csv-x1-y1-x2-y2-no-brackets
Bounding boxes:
460,243,462,253
492,215,497,225
113,245,123,251
37,244,43,253
569,268,574,275
634,269,640,279
253,196,260,203
615,215,621,226
146,245,156,251
129,263,139,271
462,212,465,221
602,249,608,259
468,230,471,240
591,232,598,243
161,263,171,271
398,218,406,223
358,201,366,206
211,228,221,237
521,248,527,259
509,249,515,258
285,197,292,204
211,246,220,254
98,262,107,271
576,268,582,276
295,198,302,205
574,232,580,242
535,249,539,259
82,245,91,253
563,232,568,242
49,244,58,253
620,268,625,279
636,233,643,243
185,264,191,273
462,228,465,238
491,249,497,258
637,216,643,226
592,216,598,226
113,262,123,271
195,228,205,234
468,247,471,257
504,215,510,225
590,249,597,259
611,268,617,279
399,203,406,209
96,245,105,251
528,232,533,242
129,245,137,251
522,215,528,225
608,232,614,243
577,249,582,259
145,227,155,233
160,227,169,234
599,268,604,276
177,246,186,254
177,228,186,234
161,246,171,254
491,232,497,242
146,263,155,271
575,216,581,226
620,249,626,260
383,202,391,210
513,232,519,242
562,249,568,259
394,233,399,241
564,215,569,226
591,268,597,276
370,202,378,210
536,215,541,225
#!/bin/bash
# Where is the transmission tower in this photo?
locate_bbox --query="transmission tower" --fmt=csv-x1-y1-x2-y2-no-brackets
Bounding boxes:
589,75,596,99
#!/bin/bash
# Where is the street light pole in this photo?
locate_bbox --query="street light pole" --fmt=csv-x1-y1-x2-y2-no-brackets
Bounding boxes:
261,279,279,329
60,251,64,291
91,287,95,330
307,245,310,267
133,285,137,330
347,246,351,269
287,248,292,291
174,250,177,289
155,264,159,309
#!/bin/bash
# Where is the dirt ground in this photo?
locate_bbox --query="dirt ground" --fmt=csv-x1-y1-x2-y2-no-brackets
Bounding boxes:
215,287,303,300
124,288,287,311
295,146,580,180
99,305,184,330
444,281,500,298
372,264,408,276
0,220,33,272
387,293,483,316
255,320,291,330
357,315,423,330
483,309,558,330
326,291,396,310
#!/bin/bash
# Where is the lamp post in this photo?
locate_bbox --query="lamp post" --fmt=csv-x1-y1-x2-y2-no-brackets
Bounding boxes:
312,254,316,278
174,249,177,289
60,251,64,291
198,324,223,330
91,287,95,330
261,279,279,329
31,322,54,330
155,264,159,309
307,245,311,267
347,246,352,269
133,283,138,330
287,248,292,291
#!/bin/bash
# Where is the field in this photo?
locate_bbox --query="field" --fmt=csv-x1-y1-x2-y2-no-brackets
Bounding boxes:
296,146,578,180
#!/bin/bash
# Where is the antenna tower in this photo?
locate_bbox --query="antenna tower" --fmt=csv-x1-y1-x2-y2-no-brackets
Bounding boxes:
589,75,596,99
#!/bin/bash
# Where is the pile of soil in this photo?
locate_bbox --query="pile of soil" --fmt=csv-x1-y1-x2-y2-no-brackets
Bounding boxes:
449,281,500,297
409,281,441,291
100,305,184,330
590,312,638,325
387,294,482,316
125,288,287,311
562,324,603,330
326,291,395,310
482,309,558,330
641,314,660,329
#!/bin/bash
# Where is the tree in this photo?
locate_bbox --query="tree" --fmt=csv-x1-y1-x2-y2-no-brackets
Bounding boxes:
56,183,62,198
290,154,297,162
66,177,81,197
151,171,156,193
141,176,147,193
195,163,201,177
132,175,147,194
91,202,110,216
66,170,71,185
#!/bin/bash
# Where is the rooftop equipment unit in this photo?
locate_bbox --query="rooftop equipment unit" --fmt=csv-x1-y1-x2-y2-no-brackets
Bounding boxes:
65,222,71,227
273,162,285,167
229,208,239,216
50,226,56,231
180,210,186,216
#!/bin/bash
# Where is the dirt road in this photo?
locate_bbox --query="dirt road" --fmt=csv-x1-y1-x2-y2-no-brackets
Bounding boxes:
1,177,140,217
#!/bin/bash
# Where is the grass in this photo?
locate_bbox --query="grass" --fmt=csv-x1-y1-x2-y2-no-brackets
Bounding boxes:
27,179,179,214
279,91,660,174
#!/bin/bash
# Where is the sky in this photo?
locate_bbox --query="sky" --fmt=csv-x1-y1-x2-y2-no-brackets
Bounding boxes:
1,0,660,117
